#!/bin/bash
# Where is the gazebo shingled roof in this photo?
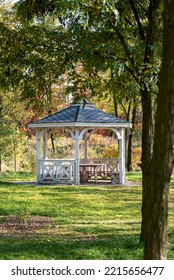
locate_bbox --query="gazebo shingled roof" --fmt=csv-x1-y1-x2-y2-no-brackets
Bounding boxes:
30,99,129,127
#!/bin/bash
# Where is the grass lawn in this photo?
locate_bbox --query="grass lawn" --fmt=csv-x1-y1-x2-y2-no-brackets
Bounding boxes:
0,171,173,260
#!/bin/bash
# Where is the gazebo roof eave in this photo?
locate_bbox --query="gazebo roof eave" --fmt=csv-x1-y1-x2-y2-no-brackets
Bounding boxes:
28,121,132,129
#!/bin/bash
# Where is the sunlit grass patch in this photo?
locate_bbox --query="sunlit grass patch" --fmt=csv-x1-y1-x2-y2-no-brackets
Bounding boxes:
126,171,142,182
0,171,35,182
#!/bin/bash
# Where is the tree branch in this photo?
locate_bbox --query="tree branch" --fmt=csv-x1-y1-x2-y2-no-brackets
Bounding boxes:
124,65,139,84
129,0,145,40
144,0,160,64
112,25,139,74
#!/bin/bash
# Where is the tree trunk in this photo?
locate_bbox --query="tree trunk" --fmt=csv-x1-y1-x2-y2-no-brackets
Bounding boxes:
140,0,160,243
140,87,153,242
13,143,17,172
144,0,174,259
127,105,136,172
0,150,2,172
0,95,3,173
113,93,118,117
51,133,55,154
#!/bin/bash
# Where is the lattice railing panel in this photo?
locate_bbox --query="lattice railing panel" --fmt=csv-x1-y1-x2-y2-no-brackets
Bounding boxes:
37,160,75,183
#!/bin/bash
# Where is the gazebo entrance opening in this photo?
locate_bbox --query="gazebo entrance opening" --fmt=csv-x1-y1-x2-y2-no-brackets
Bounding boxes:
28,100,131,185
79,129,120,184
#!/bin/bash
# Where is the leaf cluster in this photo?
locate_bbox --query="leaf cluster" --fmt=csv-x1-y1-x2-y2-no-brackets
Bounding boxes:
0,1,163,114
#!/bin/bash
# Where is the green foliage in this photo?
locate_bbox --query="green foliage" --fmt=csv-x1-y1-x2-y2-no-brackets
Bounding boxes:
10,0,162,103
0,90,35,171
14,200,30,225
16,0,57,21
0,0,162,122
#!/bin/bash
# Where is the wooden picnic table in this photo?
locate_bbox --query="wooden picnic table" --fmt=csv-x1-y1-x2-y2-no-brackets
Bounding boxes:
79,163,103,183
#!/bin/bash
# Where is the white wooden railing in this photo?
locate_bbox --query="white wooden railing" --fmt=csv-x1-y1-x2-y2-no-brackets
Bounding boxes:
37,159,75,183
37,158,119,184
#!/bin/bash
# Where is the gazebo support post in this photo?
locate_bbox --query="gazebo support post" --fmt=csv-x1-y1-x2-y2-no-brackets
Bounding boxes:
119,128,125,184
43,129,48,159
84,131,88,162
75,128,80,185
36,130,42,182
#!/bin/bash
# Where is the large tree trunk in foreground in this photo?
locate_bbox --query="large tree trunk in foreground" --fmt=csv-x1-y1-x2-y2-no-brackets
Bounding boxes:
0,95,2,172
140,87,153,243
140,0,160,243
144,0,174,259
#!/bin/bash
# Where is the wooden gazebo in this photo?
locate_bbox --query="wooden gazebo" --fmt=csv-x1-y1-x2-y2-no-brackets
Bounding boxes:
28,99,131,185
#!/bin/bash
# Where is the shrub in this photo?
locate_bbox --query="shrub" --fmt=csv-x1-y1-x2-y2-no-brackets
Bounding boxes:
132,147,142,170
102,146,119,158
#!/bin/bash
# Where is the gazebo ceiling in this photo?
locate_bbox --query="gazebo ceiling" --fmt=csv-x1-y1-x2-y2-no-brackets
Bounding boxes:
28,99,131,129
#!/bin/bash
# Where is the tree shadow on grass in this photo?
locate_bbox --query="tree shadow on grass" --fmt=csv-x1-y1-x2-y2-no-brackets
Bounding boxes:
0,232,143,260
